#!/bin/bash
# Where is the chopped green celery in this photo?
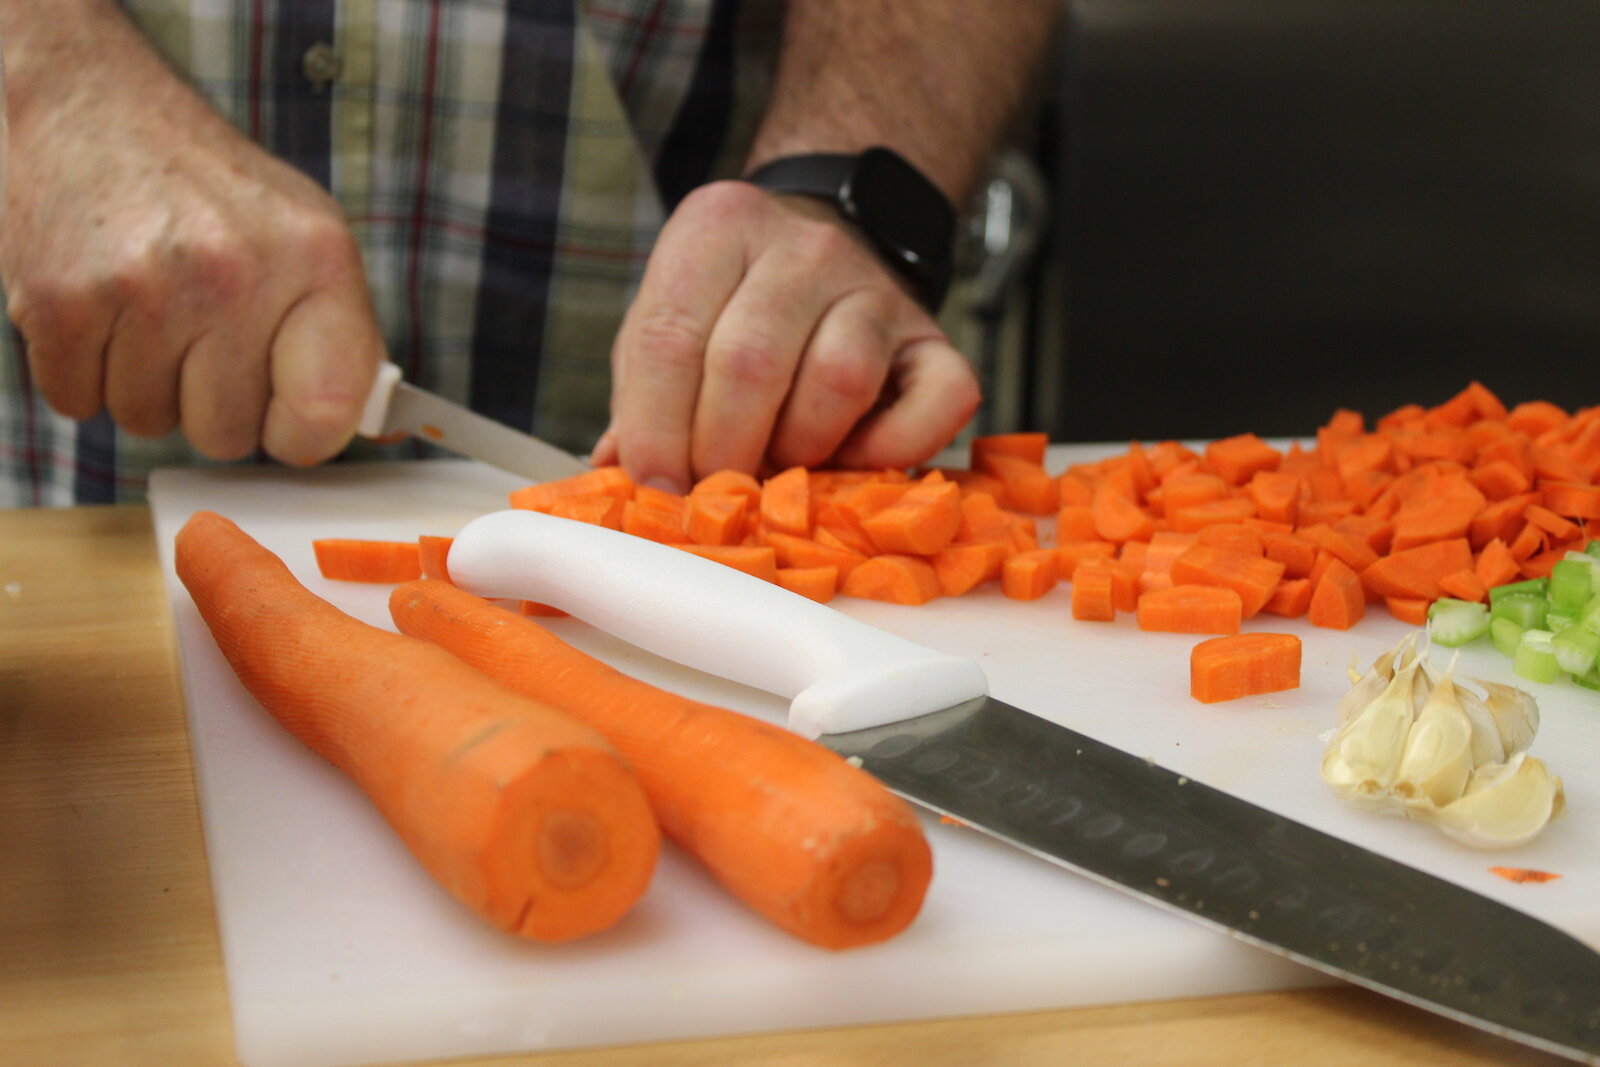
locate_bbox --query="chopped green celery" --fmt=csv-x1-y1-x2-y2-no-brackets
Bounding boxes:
1549,559,1595,613
1578,595,1600,634
1574,667,1600,691
1489,577,1549,603
1584,539,1600,559
1514,630,1562,684
1491,617,1526,657
1427,597,1491,647
1490,590,1548,630
1554,626,1600,676
1547,612,1577,633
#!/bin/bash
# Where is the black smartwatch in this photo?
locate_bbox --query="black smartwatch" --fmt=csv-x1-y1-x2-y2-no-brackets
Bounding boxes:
743,147,956,314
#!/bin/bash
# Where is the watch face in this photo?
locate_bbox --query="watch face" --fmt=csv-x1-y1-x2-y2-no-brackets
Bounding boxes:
843,147,956,270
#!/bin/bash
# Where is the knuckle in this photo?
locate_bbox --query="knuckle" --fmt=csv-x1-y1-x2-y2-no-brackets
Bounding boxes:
680,179,768,225
708,335,788,390
631,308,710,371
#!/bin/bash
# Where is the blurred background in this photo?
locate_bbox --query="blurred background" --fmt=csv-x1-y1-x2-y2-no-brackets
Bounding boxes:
953,0,1600,443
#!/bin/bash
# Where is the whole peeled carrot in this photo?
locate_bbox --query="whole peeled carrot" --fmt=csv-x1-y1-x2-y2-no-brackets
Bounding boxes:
174,511,659,942
389,579,934,950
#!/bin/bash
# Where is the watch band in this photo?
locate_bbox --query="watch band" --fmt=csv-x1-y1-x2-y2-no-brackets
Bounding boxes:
743,148,955,313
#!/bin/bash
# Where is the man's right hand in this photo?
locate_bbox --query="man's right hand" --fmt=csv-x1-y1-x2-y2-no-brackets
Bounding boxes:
0,1,386,465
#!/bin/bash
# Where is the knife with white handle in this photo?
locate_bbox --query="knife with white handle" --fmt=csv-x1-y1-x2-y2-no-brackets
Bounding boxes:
359,363,588,481
448,508,1600,1065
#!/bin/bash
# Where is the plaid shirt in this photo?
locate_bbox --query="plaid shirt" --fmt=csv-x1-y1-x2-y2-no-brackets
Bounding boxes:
0,0,780,505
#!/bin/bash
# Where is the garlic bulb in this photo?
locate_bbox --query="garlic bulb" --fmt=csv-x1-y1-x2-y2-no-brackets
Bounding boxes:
1321,636,1564,848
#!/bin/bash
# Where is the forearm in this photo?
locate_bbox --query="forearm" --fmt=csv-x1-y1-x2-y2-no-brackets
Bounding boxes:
0,0,216,139
747,0,1061,208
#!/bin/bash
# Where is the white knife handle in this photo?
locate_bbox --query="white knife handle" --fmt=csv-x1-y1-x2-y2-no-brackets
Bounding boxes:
445,509,990,738
357,362,403,438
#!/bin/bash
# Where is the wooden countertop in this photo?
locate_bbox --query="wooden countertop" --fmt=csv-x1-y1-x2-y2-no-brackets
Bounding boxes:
0,504,1572,1067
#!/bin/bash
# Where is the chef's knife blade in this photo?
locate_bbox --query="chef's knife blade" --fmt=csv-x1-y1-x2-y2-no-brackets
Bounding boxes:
444,509,1600,1065
359,363,588,481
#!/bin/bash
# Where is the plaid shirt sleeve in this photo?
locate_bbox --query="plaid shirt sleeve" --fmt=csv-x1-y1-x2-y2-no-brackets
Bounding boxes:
0,0,780,505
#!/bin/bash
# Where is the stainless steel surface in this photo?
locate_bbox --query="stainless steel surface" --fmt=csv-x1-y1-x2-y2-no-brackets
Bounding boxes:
823,697,1600,1065
382,380,588,482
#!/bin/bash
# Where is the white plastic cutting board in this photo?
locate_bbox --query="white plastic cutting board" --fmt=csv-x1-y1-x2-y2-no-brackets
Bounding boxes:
148,449,1600,1067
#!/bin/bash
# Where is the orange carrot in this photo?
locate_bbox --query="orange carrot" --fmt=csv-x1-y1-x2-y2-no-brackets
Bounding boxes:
509,466,634,512
978,452,1059,515
860,476,962,555
970,431,1048,468
1307,557,1366,630
687,493,750,546
676,544,780,583
1058,540,1118,580
1168,544,1286,619
760,466,812,537
1437,567,1488,603
775,566,838,603
1135,584,1243,634
1001,549,1059,601
1204,433,1281,486
418,535,454,582
933,541,1009,597
312,538,423,583
1189,632,1302,704
1359,538,1474,601
1385,597,1431,625
389,580,931,949
549,493,625,530
1070,558,1118,621
841,554,942,605
1261,577,1313,618
1090,483,1155,544
178,512,659,942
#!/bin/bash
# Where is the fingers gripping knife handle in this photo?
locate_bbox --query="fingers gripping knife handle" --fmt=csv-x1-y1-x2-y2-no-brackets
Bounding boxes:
446,510,990,737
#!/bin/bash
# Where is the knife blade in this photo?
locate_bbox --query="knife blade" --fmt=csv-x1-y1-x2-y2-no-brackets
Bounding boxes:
358,362,588,481
444,508,1600,1065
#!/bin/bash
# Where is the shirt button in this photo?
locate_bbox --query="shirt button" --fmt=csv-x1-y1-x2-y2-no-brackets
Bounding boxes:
303,42,342,91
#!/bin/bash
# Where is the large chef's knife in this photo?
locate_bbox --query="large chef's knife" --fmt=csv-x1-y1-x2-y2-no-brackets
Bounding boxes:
358,363,588,481
445,509,1600,1065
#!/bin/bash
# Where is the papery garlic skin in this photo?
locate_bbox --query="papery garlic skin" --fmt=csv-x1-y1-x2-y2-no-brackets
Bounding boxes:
1476,679,1541,758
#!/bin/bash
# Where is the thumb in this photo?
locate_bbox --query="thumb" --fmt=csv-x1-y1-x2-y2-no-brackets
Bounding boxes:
261,286,387,467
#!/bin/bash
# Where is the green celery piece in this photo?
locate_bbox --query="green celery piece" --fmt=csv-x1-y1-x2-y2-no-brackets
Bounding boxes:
1547,612,1577,633
1578,594,1600,635
1554,625,1600,676
1490,590,1547,630
1491,617,1525,658
1584,539,1600,559
1574,667,1600,691
1551,558,1598,612
1427,597,1491,647
1514,630,1562,684
1489,577,1548,603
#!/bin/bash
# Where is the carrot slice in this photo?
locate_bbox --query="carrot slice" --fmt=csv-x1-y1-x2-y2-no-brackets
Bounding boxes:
417,535,454,583
312,539,423,583
1001,549,1059,601
933,541,1009,597
760,466,812,537
1204,433,1281,486
508,466,634,512
179,513,659,942
1135,584,1243,634
1070,558,1118,621
1260,577,1313,618
676,544,780,583
390,580,930,949
1091,483,1155,544
1190,633,1302,704
841,555,942,605
1360,538,1474,601
970,431,1048,468
860,476,962,555
1307,557,1366,631
1168,544,1286,619
1385,597,1431,625
978,453,1059,515
687,492,750,546
775,566,838,603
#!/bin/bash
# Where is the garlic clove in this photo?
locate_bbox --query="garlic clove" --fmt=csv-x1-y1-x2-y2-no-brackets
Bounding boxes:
1475,678,1541,757
1414,752,1566,849
1450,680,1507,768
1392,663,1475,808
1322,658,1420,806
1335,634,1419,727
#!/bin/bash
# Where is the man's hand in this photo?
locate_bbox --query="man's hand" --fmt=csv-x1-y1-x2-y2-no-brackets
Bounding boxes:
593,181,981,490
0,2,385,465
